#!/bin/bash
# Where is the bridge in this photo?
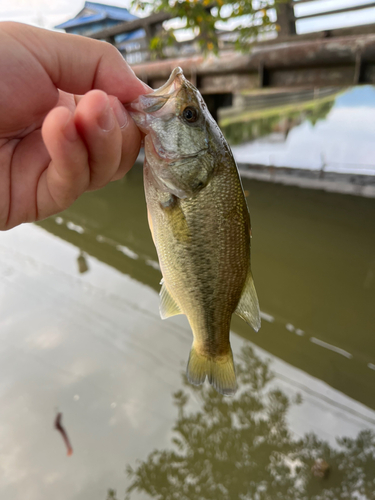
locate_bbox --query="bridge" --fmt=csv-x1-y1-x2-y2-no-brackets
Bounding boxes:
83,2,375,196
88,3,375,89
85,1,375,121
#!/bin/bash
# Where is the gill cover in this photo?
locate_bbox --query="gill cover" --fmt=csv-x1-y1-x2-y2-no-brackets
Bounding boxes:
127,67,215,199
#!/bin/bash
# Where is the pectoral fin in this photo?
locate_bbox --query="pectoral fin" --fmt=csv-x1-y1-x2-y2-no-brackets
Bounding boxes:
235,270,261,332
160,282,182,319
147,208,155,244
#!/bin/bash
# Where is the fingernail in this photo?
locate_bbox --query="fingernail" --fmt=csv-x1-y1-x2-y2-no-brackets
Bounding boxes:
97,100,115,132
63,112,78,142
112,99,128,129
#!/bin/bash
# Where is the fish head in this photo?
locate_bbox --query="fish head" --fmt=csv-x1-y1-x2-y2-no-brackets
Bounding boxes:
128,67,220,198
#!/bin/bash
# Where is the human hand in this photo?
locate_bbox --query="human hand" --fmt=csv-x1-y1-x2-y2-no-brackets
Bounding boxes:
0,22,149,230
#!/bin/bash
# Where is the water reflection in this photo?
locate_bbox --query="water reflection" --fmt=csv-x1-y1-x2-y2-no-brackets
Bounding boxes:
38,167,161,290
1,172,374,498
2,84,375,500
222,92,336,145
224,86,375,175
37,168,375,411
107,345,375,500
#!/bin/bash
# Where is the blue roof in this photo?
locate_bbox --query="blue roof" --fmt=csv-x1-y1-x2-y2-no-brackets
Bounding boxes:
55,1,138,30
115,28,145,43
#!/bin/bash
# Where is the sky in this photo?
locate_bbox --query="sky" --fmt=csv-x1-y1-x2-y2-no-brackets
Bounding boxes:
0,0,133,30
0,0,375,33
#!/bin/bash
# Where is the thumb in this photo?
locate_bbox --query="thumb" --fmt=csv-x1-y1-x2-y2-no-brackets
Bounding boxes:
2,22,149,104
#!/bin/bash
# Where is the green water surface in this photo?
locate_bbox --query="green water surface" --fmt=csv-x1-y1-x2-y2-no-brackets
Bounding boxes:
33,166,375,499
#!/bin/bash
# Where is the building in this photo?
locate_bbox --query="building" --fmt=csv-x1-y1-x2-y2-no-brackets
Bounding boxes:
55,1,147,63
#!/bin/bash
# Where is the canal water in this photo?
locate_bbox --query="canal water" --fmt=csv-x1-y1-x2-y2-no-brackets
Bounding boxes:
223,85,375,175
0,90,375,499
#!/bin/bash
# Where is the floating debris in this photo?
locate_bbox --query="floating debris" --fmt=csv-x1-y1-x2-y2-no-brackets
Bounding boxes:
55,412,73,456
77,252,89,274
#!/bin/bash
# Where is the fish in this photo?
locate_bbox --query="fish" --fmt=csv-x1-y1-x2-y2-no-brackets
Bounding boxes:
128,67,260,396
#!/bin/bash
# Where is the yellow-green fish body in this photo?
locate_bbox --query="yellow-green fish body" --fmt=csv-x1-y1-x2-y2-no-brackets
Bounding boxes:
128,68,260,395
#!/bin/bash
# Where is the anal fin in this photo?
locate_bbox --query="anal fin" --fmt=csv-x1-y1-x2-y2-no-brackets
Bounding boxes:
235,269,261,332
160,282,182,319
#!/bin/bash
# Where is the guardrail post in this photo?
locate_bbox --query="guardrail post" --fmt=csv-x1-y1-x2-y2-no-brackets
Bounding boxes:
104,35,115,44
143,20,164,60
277,1,296,36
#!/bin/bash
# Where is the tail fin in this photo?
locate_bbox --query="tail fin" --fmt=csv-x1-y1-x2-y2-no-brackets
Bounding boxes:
186,344,237,396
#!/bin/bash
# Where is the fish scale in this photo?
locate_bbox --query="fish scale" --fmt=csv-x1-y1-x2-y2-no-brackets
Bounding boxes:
128,67,261,396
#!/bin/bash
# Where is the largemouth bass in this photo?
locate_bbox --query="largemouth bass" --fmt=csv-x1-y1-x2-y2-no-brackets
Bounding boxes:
128,67,260,396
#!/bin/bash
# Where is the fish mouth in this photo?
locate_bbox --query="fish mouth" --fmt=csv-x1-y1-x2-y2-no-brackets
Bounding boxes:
153,67,184,96
128,67,186,118
127,67,207,161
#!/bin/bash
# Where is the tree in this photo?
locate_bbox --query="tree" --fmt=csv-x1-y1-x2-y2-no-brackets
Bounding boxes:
123,345,375,500
132,0,279,55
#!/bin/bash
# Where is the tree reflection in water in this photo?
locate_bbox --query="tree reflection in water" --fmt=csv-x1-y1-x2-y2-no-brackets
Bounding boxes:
110,346,375,500
221,97,336,146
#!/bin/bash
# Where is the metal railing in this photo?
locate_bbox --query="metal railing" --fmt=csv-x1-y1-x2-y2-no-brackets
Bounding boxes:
88,1,375,61
285,0,375,35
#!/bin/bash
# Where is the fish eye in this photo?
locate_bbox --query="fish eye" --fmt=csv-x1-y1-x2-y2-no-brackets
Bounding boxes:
182,106,199,123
